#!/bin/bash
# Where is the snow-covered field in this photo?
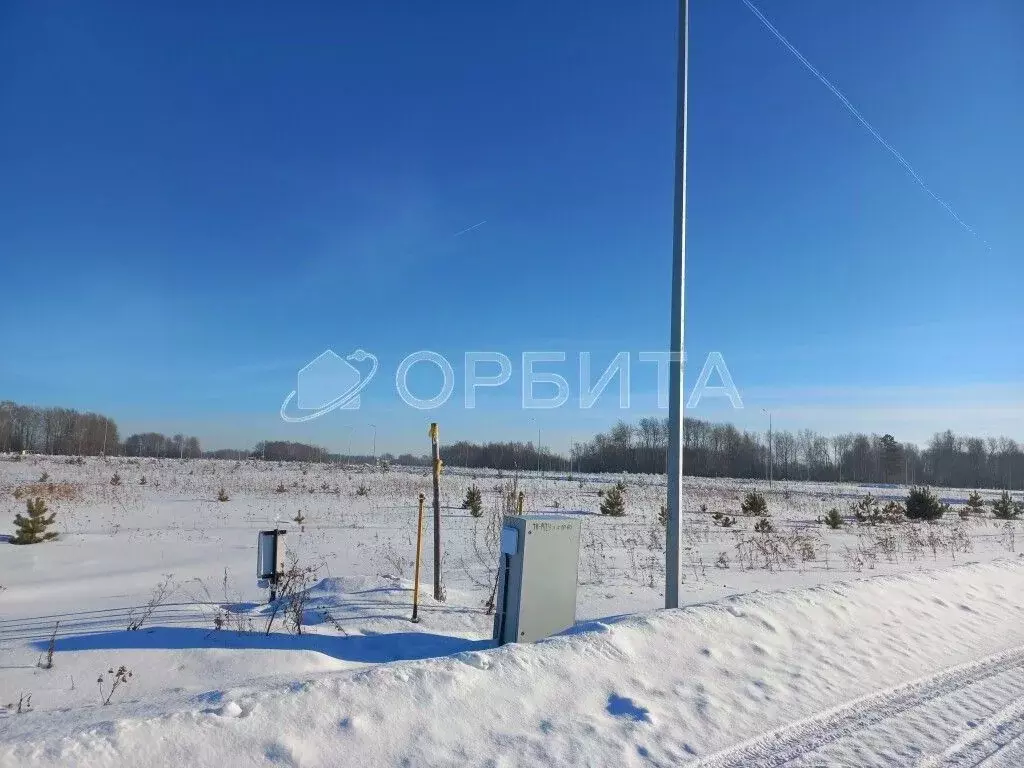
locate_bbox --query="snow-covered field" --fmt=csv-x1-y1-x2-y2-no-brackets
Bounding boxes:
2,454,1023,766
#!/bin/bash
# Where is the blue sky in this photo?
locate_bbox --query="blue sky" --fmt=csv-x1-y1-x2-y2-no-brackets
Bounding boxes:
1,1,1021,454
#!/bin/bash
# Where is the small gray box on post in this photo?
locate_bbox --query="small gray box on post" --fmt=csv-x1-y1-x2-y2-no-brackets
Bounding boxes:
493,515,581,645
257,529,287,597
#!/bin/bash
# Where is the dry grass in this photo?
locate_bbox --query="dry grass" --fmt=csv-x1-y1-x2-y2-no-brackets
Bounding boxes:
12,482,81,502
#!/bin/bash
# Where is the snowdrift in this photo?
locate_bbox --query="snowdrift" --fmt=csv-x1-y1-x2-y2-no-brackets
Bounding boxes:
4,560,1024,767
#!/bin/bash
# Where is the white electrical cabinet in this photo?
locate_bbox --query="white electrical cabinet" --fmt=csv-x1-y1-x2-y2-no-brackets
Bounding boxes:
493,515,581,645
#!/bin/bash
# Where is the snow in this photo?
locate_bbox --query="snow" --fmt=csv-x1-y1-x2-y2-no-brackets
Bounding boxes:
2,455,1023,766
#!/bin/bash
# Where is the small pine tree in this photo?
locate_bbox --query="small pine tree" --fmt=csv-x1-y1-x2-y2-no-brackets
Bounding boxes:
658,505,668,527
823,508,843,529
614,480,628,493
12,497,58,545
293,510,306,531
110,473,122,486
275,482,286,493
754,517,774,534
992,491,1021,521
462,486,483,517
879,500,905,523
741,490,768,517
965,491,986,515
852,493,878,524
905,486,945,521
139,476,146,486
217,487,229,502
599,486,626,516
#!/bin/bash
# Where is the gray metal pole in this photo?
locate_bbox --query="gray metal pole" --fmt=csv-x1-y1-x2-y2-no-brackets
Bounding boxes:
430,423,444,601
665,0,689,610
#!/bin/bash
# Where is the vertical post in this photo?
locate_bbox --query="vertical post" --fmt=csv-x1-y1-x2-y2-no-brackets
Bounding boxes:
665,0,689,610
411,493,425,622
429,423,444,601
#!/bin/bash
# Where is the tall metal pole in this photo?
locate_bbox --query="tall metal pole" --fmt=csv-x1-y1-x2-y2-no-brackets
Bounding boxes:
429,423,444,601
370,424,377,463
665,0,689,610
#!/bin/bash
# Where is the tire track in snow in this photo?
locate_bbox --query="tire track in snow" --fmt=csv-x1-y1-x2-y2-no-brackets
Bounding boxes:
975,730,1024,768
917,694,1024,767
690,644,1024,768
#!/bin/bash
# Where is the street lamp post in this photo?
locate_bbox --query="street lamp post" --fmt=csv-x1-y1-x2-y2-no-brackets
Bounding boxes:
665,0,689,610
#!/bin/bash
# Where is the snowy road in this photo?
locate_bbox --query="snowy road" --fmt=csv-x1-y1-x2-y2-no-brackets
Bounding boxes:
695,646,1024,768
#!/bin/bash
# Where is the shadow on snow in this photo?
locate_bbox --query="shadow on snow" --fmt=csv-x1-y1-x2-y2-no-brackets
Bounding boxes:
38,627,493,664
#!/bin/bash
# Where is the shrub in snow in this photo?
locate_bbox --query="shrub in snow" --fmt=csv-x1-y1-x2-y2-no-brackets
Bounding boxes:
754,517,774,534
852,494,903,525
126,575,174,631
992,491,1022,520
217,487,229,502
852,493,879,524
355,484,370,497
275,482,286,493
823,508,843,529
658,504,668,527
39,622,58,670
741,490,768,517
614,480,628,493
965,491,986,515
600,486,626,517
98,665,132,705
5,692,31,714
712,511,736,527
905,486,946,521
110,473,122,486
12,497,58,545
462,486,483,517
879,501,905,523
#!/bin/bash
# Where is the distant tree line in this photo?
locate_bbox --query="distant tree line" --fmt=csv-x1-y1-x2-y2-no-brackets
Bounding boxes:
445,419,1023,491
1,401,119,456
251,440,378,463
4,399,1021,489
123,432,202,459
0,401,200,458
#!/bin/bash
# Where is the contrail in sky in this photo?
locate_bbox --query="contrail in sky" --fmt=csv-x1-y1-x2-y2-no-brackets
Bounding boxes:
452,220,487,238
742,0,989,248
